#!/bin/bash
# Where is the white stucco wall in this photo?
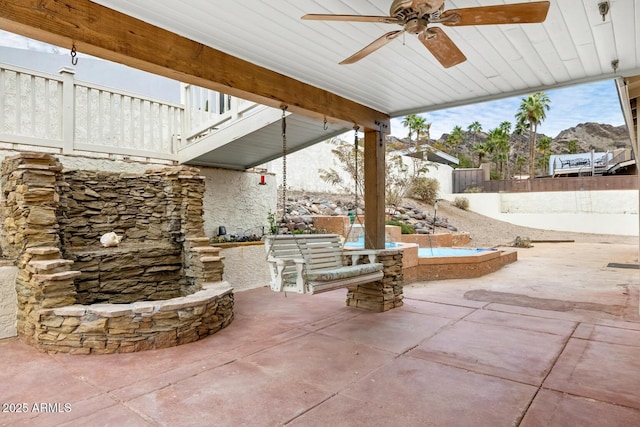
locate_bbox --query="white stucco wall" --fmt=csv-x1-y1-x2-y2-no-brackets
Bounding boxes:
0,265,17,339
453,190,639,236
264,137,449,195
425,164,454,196
202,169,277,238
265,139,346,193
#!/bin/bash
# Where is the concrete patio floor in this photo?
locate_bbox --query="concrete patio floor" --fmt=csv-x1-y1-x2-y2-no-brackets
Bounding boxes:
1,241,639,426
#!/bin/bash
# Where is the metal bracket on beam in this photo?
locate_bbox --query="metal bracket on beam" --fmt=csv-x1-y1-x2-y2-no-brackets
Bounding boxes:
375,121,388,147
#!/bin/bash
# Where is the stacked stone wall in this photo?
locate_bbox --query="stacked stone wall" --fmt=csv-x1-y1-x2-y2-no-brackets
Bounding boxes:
346,249,404,312
69,244,184,304
56,166,222,303
58,166,207,248
0,153,231,353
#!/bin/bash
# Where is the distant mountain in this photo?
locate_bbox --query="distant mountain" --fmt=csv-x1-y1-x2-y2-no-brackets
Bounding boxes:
389,122,631,175
436,122,629,166
553,123,630,153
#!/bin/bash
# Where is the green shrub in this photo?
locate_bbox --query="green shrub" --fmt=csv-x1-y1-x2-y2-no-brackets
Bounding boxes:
410,177,439,205
456,155,474,168
463,186,483,193
385,219,415,234
453,196,470,210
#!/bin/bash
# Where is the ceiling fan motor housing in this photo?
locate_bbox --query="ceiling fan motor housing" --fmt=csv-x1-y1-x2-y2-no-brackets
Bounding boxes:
405,17,430,34
390,0,445,17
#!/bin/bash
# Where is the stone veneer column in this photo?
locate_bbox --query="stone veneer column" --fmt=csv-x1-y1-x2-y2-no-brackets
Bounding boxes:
0,153,83,345
345,249,404,312
16,247,80,346
150,166,224,293
0,153,63,259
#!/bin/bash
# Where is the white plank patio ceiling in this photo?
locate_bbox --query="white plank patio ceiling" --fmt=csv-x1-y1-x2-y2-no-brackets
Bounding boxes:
92,0,640,118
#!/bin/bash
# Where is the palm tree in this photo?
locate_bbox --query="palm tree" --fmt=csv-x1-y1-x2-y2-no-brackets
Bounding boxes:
485,128,501,177
537,135,552,175
514,120,528,137
499,121,512,134
515,155,527,178
467,121,482,147
486,124,511,179
515,92,551,178
567,139,579,154
447,125,465,155
498,121,512,179
473,142,489,166
415,119,431,146
401,114,426,148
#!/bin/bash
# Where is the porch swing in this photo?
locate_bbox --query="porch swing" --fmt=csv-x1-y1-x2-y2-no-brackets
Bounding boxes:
264,108,384,295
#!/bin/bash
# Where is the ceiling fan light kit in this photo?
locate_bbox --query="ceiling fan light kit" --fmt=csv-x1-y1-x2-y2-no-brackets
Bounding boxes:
302,0,551,68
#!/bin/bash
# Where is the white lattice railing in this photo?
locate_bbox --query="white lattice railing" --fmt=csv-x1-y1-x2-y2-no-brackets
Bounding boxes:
181,83,262,145
0,64,64,149
0,61,258,162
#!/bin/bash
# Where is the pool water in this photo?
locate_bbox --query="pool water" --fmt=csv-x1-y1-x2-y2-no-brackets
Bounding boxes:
344,237,400,249
343,238,494,257
418,247,496,257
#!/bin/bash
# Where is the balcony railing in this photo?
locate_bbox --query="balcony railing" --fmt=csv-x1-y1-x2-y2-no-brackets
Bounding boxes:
0,61,256,162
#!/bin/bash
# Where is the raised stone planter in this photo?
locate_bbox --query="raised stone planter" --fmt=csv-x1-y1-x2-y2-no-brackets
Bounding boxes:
37,282,233,354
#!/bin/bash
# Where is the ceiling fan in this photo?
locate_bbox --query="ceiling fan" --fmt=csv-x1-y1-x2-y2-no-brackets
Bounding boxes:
302,0,550,68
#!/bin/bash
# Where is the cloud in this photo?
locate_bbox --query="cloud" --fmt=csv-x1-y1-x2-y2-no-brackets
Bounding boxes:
0,30,63,54
391,80,625,139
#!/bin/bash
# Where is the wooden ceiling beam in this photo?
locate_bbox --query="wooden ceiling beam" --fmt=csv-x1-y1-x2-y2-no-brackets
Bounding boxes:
627,76,640,100
0,0,389,130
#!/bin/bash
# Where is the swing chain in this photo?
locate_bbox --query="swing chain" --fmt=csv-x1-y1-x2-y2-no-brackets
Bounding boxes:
353,126,360,214
280,107,288,226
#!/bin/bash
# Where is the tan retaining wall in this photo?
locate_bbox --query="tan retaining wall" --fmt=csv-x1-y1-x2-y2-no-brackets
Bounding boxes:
416,249,518,281
399,232,471,248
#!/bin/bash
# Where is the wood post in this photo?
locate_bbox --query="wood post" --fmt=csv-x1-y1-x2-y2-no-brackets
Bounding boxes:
364,128,386,249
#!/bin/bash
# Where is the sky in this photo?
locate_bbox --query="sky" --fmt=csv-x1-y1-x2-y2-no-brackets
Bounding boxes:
390,79,626,140
0,30,627,140
0,29,66,54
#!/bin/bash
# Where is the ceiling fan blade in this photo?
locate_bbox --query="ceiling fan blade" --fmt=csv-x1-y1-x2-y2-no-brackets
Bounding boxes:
419,28,466,68
441,1,550,26
302,14,401,24
340,30,404,65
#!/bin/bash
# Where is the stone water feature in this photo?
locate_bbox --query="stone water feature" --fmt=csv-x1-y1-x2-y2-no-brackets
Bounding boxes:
0,153,233,354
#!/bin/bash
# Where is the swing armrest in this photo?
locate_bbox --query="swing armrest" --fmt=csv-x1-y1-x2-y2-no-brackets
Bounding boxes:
266,257,304,293
343,249,378,265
